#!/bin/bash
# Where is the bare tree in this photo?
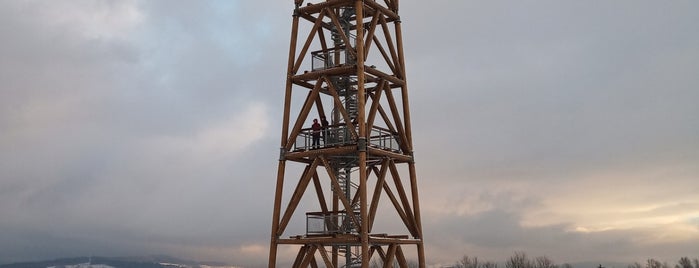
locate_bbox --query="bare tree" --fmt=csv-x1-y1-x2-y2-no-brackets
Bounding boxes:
507,252,531,268
629,262,643,268
692,259,699,268
534,256,556,268
647,259,663,268
455,255,480,268
483,261,498,268
677,258,694,268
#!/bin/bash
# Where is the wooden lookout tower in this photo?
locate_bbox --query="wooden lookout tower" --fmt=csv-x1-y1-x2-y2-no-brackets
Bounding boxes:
269,0,425,267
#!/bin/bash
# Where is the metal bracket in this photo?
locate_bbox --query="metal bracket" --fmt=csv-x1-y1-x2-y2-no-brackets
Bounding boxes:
279,147,287,161
357,137,367,152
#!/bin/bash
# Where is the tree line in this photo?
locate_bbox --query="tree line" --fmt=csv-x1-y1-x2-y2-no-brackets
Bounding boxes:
447,252,699,268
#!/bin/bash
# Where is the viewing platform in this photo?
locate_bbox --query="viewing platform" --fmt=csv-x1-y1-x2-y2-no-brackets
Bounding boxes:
293,124,401,153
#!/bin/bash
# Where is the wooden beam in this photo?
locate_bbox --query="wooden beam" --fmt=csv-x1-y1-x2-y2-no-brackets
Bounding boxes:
367,147,412,163
383,244,397,268
317,23,329,54
277,159,319,235
324,76,359,140
293,65,356,81
368,161,389,231
383,0,396,12
379,15,403,79
319,156,361,229
314,92,327,120
297,0,353,14
292,245,309,268
396,245,409,268
396,19,413,150
316,245,334,267
371,88,399,134
365,66,404,86
366,79,386,131
409,161,423,239
285,145,356,161
269,160,287,268
293,9,327,74
311,173,329,215
280,14,300,148
355,2,372,266
285,81,322,151
389,161,418,237
278,234,361,244
326,8,358,59
299,245,318,268
372,35,398,75
383,87,411,153
365,0,399,22
380,173,413,236
364,9,381,59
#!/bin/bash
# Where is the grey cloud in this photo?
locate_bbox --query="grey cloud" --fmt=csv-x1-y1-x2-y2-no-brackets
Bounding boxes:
427,207,695,264
1,0,699,266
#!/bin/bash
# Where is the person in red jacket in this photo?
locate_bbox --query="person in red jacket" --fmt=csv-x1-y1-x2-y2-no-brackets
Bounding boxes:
311,118,321,148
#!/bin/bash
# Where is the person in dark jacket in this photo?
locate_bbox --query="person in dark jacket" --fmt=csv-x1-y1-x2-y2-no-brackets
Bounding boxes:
311,118,321,148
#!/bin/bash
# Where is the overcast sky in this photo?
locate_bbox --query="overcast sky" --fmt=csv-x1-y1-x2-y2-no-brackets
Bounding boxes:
1,1,698,267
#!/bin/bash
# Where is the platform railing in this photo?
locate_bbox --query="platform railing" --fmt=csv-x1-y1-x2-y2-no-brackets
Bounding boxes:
369,126,400,152
294,124,400,152
306,211,358,235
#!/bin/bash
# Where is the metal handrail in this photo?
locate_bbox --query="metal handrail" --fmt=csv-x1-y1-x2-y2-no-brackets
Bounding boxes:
294,124,400,152
306,211,360,235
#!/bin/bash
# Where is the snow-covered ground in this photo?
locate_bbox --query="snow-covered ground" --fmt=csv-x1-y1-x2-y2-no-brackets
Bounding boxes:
48,264,115,268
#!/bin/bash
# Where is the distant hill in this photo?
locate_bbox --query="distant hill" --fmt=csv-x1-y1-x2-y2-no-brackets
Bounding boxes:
0,256,239,268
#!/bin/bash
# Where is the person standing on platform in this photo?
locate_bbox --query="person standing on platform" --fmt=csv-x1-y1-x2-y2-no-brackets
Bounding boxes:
320,116,329,145
311,118,321,148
